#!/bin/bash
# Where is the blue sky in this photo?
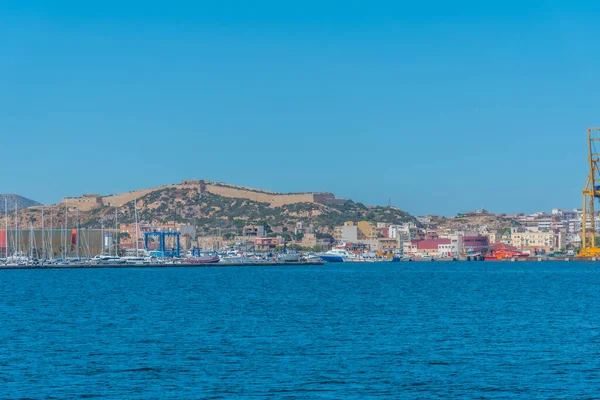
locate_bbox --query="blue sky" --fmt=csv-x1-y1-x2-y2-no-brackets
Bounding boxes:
1,1,598,216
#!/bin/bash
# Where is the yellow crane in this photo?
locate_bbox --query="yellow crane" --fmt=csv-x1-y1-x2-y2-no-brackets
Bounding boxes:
579,128,600,257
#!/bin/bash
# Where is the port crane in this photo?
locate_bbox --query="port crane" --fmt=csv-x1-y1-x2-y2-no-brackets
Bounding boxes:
579,128,600,257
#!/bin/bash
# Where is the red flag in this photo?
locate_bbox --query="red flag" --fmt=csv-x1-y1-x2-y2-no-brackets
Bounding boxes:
71,229,77,245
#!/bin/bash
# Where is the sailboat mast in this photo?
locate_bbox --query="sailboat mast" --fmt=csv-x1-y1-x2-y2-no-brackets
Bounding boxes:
75,207,79,260
29,223,33,259
135,198,140,256
50,208,53,261
101,220,104,255
64,200,68,259
4,198,7,259
41,207,45,260
15,203,18,255
115,206,118,257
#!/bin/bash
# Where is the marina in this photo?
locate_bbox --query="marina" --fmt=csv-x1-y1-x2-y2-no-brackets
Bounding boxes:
1,256,599,270
0,260,325,269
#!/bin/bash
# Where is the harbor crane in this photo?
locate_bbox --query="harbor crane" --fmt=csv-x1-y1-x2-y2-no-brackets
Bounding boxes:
579,128,600,257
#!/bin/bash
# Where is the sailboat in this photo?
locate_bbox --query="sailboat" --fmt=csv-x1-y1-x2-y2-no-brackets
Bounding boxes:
7,203,28,266
2,198,7,263
121,199,155,265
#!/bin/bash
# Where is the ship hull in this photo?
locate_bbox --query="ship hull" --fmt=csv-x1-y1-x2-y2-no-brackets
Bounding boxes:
319,255,344,262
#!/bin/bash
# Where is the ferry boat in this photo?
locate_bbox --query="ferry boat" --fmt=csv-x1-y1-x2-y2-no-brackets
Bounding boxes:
319,248,352,263
484,244,529,261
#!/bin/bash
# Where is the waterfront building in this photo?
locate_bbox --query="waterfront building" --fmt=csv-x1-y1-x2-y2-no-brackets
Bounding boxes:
403,238,459,258
243,225,265,237
301,233,317,248
481,231,500,245
500,231,512,245
341,225,358,243
378,227,389,238
510,228,559,253
295,222,314,235
316,238,334,250
254,237,281,251
357,221,377,240
462,236,490,254
377,238,398,252
180,233,193,251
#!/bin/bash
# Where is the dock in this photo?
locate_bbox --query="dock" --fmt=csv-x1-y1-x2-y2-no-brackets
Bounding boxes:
0,261,325,270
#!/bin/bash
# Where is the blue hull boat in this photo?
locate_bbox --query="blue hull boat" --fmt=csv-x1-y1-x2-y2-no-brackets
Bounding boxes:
319,255,344,262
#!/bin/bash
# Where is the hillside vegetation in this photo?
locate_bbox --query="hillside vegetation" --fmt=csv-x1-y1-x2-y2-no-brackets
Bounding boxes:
4,187,418,234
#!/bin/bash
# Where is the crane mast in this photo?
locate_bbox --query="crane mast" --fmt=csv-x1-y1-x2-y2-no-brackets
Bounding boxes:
579,128,600,257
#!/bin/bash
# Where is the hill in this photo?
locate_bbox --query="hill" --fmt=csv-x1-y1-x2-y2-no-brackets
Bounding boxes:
0,195,41,213
426,213,515,234
5,183,418,234
90,187,417,234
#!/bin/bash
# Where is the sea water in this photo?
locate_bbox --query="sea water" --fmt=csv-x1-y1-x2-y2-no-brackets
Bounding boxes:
0,262,599,398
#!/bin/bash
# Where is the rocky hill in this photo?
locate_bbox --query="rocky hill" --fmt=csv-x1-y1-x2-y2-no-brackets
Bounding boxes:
5,185,417,234
427,214,515,234
0,195,41,213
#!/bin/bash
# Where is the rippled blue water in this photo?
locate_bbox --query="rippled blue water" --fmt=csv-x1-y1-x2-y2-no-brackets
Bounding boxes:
1,262,599,398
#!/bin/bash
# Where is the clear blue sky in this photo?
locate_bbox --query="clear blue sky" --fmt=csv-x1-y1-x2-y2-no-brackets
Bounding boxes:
1,1,598,216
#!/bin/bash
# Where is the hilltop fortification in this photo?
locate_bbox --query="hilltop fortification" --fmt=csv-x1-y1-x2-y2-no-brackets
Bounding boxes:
62,180,346,210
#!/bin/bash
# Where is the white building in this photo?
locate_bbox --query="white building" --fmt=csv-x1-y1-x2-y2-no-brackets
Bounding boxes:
341,225,358,243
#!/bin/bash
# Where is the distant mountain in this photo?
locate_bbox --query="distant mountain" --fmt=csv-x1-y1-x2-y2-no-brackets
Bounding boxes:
0,194,41,213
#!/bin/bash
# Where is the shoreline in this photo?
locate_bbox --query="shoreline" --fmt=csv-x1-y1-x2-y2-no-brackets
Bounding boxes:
0,257,598,270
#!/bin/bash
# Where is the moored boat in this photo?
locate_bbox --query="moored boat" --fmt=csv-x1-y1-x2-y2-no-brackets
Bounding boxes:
484,244,529,260
184,256,220,264
277,252,301,263
319,248,351,262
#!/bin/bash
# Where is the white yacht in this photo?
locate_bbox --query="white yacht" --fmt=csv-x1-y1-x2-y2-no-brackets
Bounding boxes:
6,252,29,266
92,255,125,265
219,254,265,264
121,256,157,265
